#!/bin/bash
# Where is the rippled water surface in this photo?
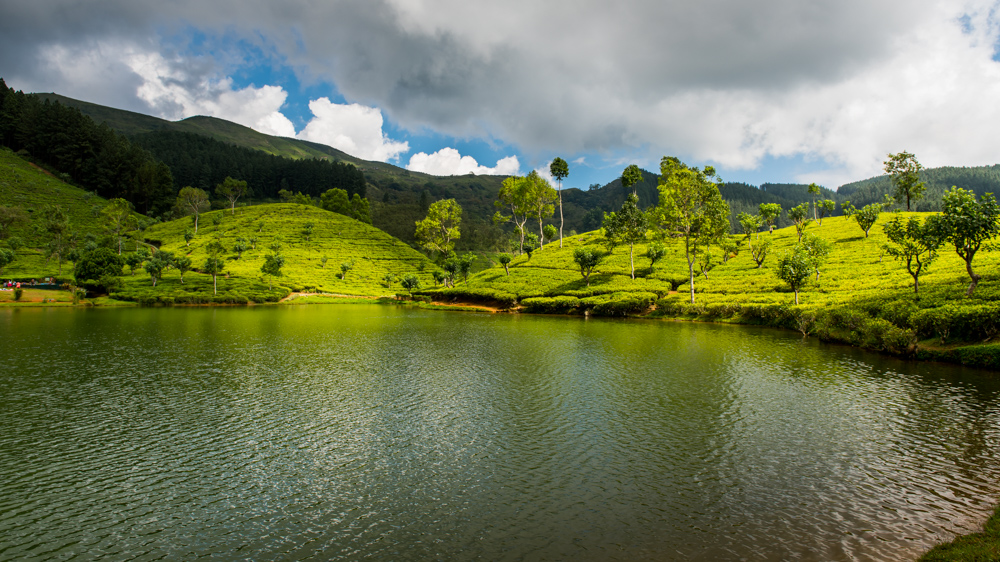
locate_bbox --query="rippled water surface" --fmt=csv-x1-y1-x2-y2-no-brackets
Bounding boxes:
1,305,999,560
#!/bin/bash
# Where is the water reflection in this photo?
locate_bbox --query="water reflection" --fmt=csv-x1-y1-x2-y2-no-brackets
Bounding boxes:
0,306,997,560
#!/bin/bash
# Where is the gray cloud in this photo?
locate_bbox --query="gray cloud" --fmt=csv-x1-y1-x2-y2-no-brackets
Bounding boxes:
2,0,996,181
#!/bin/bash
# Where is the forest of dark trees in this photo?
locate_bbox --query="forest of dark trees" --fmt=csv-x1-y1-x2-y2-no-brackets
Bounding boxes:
0,79,368,219
0,79,174,215
131,131,367,202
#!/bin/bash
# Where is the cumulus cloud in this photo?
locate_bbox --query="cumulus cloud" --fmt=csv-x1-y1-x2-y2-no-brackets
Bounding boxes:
4,0,1000,183
297,98,409,162
407,148,519,176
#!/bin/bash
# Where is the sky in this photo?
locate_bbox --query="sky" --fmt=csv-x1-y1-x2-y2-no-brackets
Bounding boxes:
2,0,1000,191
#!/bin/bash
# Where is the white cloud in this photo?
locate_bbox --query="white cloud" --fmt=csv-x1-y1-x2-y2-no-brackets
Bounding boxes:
126,51,296,137
297,98,409,162
406,147,519,176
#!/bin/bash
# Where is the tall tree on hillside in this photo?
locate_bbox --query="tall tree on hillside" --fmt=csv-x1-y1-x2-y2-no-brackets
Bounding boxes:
807,183,821,221
787,203,811,242
759,203,782,232
204,239,226,295
939,187,1000,295
622,164,642,196
884,151,926,211
650,157,730,304
882,215,941,294
41,205,72,274
550,157,569,247
415,198,462,255
215,176,248,215
525,171,557,250
176,186,210,234
816,199,836,225
320,188,351,216
101,198,138,255
602,193,648,279
494,175,532,254
350,194,372,224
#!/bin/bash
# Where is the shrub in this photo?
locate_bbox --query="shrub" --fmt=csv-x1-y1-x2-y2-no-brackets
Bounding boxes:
521,296,581,313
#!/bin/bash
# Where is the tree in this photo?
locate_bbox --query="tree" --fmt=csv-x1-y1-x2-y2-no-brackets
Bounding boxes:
72,247,123,292
646,241,666,273
0,205,28,239
807,183,821,221
882,215,940,294
41,205,71,274
176,187,210,234
550,157,569,247
432,270,447,286
204,239,226,295
0,247,14,275
144,252,172,287
184,228,194,246
382,272,396,288
799,233,831,280
622,164,642,196
261,253,285,290
233,237,250,259
698,248,716,279
174,255,192,284
321,188,351,215
719,236,740,263
458,253,476,284
215,177,248,215
340,260,354,280
851,203,883,238
787,203,811,242
939,187,1000,295
498,253,512,276
351,194,371,224
302,222,314,242
884,151,926,211
522,233,540,259
602,193,648,279
525,171,557,250
737,212,763,241
749,235,772,268
759,203,782,232
124,251,145,276
816,200,836,225
573,247,605,286
494,175,532,254
543,224,558,244
415,198,462,255
401,274,420,294
650,156,730,303
777,246,812,305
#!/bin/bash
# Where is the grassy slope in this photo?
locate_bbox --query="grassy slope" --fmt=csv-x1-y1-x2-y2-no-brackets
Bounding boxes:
428,212,1000,366
0,147,112,279
452,212,999,304
118,204,436,301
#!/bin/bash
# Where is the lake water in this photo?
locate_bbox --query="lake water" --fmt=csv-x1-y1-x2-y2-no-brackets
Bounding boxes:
1,305,998,560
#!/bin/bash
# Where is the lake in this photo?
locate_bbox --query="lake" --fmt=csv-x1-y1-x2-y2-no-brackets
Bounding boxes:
1,305,998,560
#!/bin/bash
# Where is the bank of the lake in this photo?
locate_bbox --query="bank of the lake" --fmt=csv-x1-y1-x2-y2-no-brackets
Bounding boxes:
2,305,998,560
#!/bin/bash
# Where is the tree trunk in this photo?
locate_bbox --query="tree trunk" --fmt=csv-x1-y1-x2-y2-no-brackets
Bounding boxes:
503,263,509,276
630,243,635,279
538,217,544,250
965,256,980,296
559,188,564,248
194,214,199,234
794,289,799,305
213,273,217,295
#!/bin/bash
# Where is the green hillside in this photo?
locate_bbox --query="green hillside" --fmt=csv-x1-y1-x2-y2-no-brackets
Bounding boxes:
420,212,1000,367
113,203,436,303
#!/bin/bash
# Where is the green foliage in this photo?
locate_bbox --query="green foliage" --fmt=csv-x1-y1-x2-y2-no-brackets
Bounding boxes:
621,164,643,194
320,189,350,215
573,247,606,286
215,177,248,214
0,205,28,239
799,233,832,281
521,295,581,313
884,151,926,211
458,253,476,283
787,203,811,241
74,247,124,291
350,193,371,224
144,252,172,287
183,228,194,246
882,215,940,294
0,247,15,275
543,224,558,243
415,198,462,254
4,236,23,251
650,156,730,303
816,199,836,224
13,287,22,301
850,202,883,237
776,246,812,305
124,251,144,276
176,187,210,233
302,223,314,242
738,212,763,240
174,255,192,284
401,273,420,293
498,253,512,276
340,259,354,280
261,253,285,290
940,187,1000,295
602,192,648,278
759,203,782,231
233,237,250,258
523,233,540,259
646,241,666,273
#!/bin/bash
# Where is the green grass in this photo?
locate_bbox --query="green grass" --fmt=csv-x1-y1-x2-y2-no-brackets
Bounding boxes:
920,504,1000,561
116,203,437,302
425,213,1000,365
